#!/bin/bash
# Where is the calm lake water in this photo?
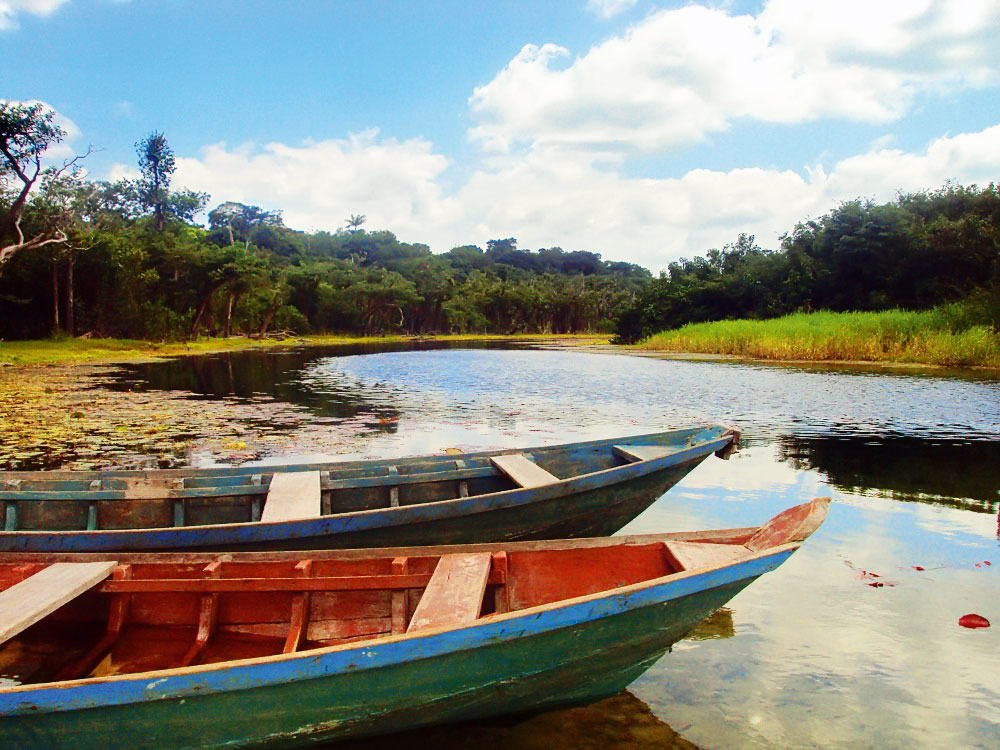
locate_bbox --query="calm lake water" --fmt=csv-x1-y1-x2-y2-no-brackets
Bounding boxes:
53,345,1000,747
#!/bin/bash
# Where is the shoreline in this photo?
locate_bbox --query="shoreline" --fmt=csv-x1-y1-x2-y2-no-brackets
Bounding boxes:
0,333,610,367
1,333,997,374
613,347,1000,374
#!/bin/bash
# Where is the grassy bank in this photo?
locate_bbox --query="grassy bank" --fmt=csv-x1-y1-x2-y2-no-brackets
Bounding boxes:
635,309,1000,368
0,333,609,366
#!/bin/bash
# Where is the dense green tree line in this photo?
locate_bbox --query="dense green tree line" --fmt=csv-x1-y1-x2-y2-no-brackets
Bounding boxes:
614,183,1000,342
0,105,649,340
0,195,650,339
4,104,998,345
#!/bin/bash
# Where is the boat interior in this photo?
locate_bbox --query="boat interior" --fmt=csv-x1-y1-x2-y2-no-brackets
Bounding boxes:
0,535,749,687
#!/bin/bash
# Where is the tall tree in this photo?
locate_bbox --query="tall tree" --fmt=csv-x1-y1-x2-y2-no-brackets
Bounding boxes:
0,102,68,277
345,214,366,232
136,131,175,231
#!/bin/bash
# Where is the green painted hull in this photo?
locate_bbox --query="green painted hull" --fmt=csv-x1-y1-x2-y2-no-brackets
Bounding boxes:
228,461,697,551
1,425,737,552
0,576,757,749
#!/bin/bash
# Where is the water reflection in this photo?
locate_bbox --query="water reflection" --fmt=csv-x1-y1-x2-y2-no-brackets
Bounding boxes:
329,691,702,750
686,607,735,641
22,344,1000,748
623,446,1000,750
779,435,1000,514
102,345,1000,518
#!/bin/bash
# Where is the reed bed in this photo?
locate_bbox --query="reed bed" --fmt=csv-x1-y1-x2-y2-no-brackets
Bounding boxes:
636,310,1000,368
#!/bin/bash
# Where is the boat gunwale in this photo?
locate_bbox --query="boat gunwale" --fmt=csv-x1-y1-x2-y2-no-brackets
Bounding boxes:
0,425,732,481
0,540,801,710
0,526,762,564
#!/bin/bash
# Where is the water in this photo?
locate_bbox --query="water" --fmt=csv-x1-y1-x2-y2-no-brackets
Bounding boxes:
28,345,1000,747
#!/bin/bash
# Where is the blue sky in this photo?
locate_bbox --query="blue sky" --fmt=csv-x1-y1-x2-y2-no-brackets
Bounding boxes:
4,0,1000,270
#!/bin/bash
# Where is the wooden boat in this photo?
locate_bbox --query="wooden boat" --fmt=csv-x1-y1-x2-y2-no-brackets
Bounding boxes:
0,498,828,749
0,424,738,552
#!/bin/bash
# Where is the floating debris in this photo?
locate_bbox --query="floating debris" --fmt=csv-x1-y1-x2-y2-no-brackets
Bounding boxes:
958,614,990,629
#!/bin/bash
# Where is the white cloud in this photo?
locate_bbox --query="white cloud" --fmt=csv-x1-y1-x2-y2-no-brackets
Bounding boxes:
587,0,638,19
84,0,1000,271
453,125,1000,270
0,0,68,30
168,130,453,236
469,0,1000,153
161,124,1000,271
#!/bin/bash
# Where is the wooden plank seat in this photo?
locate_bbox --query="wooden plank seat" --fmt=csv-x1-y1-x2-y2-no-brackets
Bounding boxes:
261,471,321,522
0,561,118,644
407,553,493,633
490,454,559,488
613,444,684,463
662,541,750,572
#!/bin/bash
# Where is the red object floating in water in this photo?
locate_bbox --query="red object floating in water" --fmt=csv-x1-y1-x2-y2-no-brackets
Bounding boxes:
912,566,925,571
984,561,992,566
958,614,991,629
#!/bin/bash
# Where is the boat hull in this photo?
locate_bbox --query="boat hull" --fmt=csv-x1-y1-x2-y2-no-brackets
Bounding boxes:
1,427,734,552
0,552,788,749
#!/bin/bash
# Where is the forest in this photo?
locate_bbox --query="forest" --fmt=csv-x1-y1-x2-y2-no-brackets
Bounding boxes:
2,102,998,344
0,104,648,340
613,183,1000,343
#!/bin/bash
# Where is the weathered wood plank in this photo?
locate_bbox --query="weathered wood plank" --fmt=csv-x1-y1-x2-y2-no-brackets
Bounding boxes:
283,560,314,653
261,471,321,522
390,557,409,634
407,553,492,633
0,561,117,643
490,454,559,488
100,573,439,593
662,541,749,572
745,497,831,552
122,477,184,499
612,444,681,463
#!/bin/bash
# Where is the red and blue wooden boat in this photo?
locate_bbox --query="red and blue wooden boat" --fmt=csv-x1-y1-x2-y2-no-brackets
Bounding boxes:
0,498,827,749
0,424,738,552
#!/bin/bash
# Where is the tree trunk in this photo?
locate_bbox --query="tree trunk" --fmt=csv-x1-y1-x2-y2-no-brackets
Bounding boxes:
223,292,234,338
52,260,60,334
259,294,281,337
190,281,227,338
190,293,213,337
66,251,75,337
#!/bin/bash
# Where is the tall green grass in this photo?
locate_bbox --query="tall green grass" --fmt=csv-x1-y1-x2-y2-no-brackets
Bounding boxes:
636,309,1000,367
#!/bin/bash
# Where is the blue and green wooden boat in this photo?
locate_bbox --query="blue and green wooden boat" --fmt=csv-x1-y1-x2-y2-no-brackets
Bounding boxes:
0,424,738,552
0,497,827,749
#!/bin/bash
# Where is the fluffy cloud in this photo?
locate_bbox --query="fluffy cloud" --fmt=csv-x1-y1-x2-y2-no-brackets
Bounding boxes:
168,130,453,236
94,0,1000,271
0,0,67,30
469,0,1000,153
454,126,1000,270
160,124,1000,271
